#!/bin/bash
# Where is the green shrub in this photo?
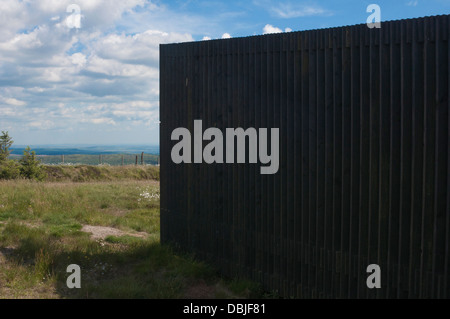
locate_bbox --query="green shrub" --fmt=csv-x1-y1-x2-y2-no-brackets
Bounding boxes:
0,160,21,180
19,146,45,181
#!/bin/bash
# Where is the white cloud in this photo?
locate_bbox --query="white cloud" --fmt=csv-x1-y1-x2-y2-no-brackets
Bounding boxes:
83,118,117,125
202,36,212,41
3,97,27,106
29,120,55,130
28,87,46,93
254,1,330,19
263,24,283,34
84,55,157,78
0,1,268,144
91,30,193,67
273,4,326,18
407,0,419,6
0,0,322,144
0,0,146,42
70,53,87,67
0,0,170,144
0,107,20,117
263,24,292,35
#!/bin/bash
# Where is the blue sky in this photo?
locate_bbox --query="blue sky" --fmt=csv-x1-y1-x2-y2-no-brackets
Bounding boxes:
0,0,449,145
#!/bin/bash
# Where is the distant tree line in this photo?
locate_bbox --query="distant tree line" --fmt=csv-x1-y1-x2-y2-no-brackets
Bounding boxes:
0,131,45,181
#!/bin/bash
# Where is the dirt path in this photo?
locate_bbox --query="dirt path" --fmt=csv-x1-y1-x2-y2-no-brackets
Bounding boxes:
81,225,149,240
0,220,149,241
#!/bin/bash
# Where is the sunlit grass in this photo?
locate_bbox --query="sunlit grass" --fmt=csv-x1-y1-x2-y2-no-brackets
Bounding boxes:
0,176,262,299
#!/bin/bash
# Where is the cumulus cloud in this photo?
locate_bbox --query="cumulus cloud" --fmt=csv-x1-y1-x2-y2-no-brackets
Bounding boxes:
263,24,293,34
0,0,192,144
222,33,232,39
263,24,283,34
91,30,193,67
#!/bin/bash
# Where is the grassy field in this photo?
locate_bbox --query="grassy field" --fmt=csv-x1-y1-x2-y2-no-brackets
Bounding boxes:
42,164,160,182
0,169,263,299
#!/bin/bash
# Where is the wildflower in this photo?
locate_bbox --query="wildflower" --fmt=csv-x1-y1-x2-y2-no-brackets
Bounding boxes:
138,186,160,203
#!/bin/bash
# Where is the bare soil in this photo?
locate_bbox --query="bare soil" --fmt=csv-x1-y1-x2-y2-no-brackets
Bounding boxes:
81,225,149,240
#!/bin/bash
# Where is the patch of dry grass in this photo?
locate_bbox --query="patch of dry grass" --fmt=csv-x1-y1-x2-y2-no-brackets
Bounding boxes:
42,165,159,182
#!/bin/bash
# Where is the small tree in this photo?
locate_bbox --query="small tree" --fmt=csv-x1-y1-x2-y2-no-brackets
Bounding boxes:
19,146,45,181
0,131,13,162
0,160,20,180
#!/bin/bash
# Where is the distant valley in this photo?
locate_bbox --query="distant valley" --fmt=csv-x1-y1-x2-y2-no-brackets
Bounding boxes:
10,145,160,156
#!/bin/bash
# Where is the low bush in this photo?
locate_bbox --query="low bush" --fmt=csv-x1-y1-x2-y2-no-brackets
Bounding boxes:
0,159,21,180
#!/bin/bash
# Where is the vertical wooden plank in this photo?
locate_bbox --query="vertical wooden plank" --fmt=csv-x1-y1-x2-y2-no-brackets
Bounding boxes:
368,25,381,300
210,39,216,267
225,37,233,277
216,41,223,271
201,40,207,259
230,37,238,277
445,15,450,299
269,34,280,292
348,24,361,299
293,31,303,297
378,20,391,299
300,30,310,297
397,19,413,298
164,45,170,245
432,15,449,299
358,24,371,299
159,44,166,243
260,34,269,290
254,35,263,286
242,37,250,279
168,46,175,244
168,46,174,243
308,30,318,298
315,29,326,298
279,33,289,296
408,17,425,299
420,16,437,298
323,28,334,298
248,36,257,283
332,27,343,298
341,26,352,298
194,42,200,256
286,32,295,297
387,21,402,298
377,20,391,298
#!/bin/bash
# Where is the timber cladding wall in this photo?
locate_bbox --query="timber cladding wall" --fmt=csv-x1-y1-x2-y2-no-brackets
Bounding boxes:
160,15,449,298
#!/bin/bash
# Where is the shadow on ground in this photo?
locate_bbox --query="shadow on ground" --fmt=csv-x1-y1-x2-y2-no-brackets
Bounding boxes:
0,229,260,299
